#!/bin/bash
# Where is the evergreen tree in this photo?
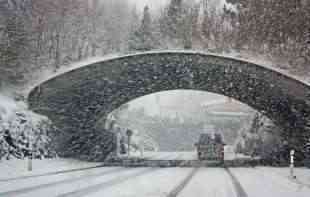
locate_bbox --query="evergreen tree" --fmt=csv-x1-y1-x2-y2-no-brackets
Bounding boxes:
301,28,310,64
0,3,31,85
201,0,210,47
159,0,185,46
201,12,210,46
191,3,201,41
129,6,156,51
182,3,200,49
166,0,183,38
235,142,243,154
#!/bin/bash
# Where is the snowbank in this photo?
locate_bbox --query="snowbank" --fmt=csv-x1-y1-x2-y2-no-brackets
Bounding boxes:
0,93,49,131
0,93,48,124
0,94,27,123
0,93,55,160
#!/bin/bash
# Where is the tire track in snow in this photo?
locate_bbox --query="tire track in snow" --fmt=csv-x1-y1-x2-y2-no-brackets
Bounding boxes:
58,167,162,197
224,168,248,197
0,164,107,182
166,167,199,197
0,167,128,197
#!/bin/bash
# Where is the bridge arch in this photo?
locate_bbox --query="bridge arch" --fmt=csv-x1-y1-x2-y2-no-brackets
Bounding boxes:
28,51,310,160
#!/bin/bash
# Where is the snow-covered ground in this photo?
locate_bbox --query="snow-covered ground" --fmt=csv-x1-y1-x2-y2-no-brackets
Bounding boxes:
177,168,238,197
256,167,310,188
230,168,310,197
82,168,193,197
1,157,310,197
0,158,101,180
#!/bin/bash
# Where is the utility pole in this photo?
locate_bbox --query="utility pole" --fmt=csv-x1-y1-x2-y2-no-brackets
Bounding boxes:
126,129,133,157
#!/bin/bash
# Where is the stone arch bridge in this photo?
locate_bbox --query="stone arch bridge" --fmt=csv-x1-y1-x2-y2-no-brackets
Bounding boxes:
28,51,310,161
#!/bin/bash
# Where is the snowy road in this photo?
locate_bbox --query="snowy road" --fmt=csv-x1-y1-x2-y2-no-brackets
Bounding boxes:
1,165,310,197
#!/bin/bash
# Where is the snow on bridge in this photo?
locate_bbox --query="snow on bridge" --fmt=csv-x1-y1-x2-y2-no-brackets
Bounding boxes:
27,51,310,161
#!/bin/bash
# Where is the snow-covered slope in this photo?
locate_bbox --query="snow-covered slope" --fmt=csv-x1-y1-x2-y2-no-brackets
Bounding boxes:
0,93,56,160
0,158,102,180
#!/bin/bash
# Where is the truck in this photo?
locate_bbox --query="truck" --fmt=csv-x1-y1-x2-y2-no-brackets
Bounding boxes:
195,133,224,161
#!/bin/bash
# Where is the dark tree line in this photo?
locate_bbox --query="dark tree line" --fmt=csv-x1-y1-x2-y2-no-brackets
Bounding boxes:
226,0,310,67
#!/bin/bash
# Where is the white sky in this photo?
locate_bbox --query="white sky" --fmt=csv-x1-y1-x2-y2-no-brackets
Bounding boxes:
128,0,227,12
129,90,219,116
127,0,171,10
127,90,250,117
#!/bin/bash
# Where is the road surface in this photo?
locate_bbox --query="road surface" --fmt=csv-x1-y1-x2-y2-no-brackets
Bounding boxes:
1,164,310,197
133,151,252,161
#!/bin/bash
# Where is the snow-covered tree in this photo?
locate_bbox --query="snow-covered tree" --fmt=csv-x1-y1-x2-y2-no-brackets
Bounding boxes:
0,95,57,160
129,6,157,51
0,1,32,86
159,0,186,48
